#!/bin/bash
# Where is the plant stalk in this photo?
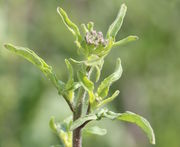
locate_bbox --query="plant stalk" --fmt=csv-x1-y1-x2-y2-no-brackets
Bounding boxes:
72,86,85,147
73,67,92,147
73,120,82,147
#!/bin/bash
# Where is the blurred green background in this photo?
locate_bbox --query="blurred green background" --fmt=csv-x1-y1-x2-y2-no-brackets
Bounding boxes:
0,0,180,147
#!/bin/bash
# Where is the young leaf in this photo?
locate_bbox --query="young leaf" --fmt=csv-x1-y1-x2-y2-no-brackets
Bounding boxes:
57,7,82,44
49,117,57,133
117,111,155,144
87,22,94,31
61,116,73,132
70,114,97,131
85,55,103,66
65,90,74,104
81,23,88,34
97,58,122,98
4,44,64,93
65,59,74,88
77,71,94,91
66,82,81,91
70,55,103,68
113,35,139,47
69,58,84,64
49,117,72,147
77,71,95,104
107,4,127,40
97,90,120,108
84,126,107,136
95,65,101,82
105,111,156,144
64,59,75,103
4,43,51,71
95,37,114,57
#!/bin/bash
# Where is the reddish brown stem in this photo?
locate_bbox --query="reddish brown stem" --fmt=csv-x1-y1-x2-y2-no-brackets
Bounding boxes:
73,126,82,147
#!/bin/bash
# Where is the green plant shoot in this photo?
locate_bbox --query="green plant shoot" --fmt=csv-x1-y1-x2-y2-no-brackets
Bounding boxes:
4,3,155,147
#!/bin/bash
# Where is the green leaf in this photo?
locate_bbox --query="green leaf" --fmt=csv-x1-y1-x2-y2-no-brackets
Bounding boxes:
4,44,64,93
49,117,62,134
77,71,94,91
105,111,155,144
65,59,74,88
67,82,81,91
70,55,103,66
95,65,101,82
87,22,94,31
70,114,97,131
97,90,120,108
65,90,74,104
69,58,83,64
113,35,139,47
58,80,66,94
61,116,73,132
64,82,81,101
84,126,107,136
107,3,127,39
85,55,103,66
77,71,95,104
49,117,72,147
49,117,57,133
57,7,82,45
97,58,122,98
95,108,109,119
65,59,75,103
81,23,88,34
4,44,51,71
117,111,155,144
96,37,114,57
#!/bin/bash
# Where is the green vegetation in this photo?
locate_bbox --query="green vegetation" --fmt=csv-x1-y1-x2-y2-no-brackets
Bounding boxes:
1,0,179,147
4,3,155,147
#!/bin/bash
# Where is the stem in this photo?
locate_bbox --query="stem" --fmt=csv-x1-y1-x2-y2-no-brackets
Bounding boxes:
73,128,82,147
72,87,84,147
73,114,82,147
73,66,92,147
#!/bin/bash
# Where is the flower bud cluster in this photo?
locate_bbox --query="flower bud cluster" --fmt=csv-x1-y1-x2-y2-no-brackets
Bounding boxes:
85,30,108,47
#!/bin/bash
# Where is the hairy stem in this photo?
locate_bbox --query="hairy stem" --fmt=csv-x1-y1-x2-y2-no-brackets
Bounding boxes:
73,86,85,147
73,115,82,147
73,67,92,147
73,129,81,147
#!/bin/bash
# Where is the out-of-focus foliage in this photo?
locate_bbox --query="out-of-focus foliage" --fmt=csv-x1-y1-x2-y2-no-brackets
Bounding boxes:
0,0,180,147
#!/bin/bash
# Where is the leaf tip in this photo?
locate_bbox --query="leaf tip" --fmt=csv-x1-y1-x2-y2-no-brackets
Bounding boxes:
3,43,16,52
116,58,122,66
130,35,139,41
151,131,156,145
134,36,139,40
64,58,68,64
117,57,121,62
119,3,127,16
4,43,11,49
121,3,127,9
120,4,127,15
49,116,57,132
57,7,64,16
57,7,60,13
115,90,120,95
